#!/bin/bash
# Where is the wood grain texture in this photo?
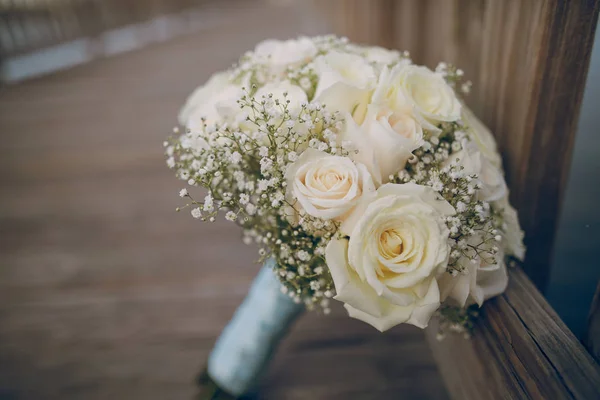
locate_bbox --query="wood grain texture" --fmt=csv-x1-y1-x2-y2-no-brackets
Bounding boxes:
0,2,449,399
319,0,600,291
586,281,600,363
426,267,600,400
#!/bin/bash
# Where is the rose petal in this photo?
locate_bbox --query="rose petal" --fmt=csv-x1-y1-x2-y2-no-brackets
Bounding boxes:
406,278,440,328
326,239,387,317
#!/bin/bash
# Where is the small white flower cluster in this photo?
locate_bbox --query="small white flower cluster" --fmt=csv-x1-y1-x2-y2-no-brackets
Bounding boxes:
168,84,346,310
435,62,472,95
167,36,525,334
399,125,504,258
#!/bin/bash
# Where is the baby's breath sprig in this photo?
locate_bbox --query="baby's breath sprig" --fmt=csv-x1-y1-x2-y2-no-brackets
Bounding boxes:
394,128,501,277
436,62,472,95
167,84,348,312
286,66,319,101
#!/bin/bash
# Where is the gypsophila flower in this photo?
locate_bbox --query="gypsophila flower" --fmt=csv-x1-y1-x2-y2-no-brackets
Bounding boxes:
257,179,269,192
179,188,188,198
225,211,237,222
297,250,310,261
191,208,202,219
231,151,242,164
246,203,257,215
260,157,273,174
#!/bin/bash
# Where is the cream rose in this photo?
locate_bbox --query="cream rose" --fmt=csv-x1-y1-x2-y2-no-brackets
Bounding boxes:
373,64,461,132
254,37,317,71
325,183,455,331
254,80,308,114
462,106,502,168
494,194,526,260
314,51,377,99
439,237,509,307
285,149,375,223
450,141,507,202
179,71,246,130
364,46,402,65
342,104,424,185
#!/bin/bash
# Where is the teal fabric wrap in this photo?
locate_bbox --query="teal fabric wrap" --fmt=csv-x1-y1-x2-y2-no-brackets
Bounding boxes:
207,259,305,396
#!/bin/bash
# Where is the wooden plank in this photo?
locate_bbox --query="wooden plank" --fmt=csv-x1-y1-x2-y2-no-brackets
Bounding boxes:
318,0,600,291
426,267,600,400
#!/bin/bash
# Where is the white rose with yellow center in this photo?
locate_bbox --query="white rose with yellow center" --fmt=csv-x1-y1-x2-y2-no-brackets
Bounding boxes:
285,149,375,225
325,183,455,331
373,64,461,132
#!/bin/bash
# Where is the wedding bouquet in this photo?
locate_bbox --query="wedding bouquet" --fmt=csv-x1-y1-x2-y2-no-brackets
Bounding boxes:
166,35,525,395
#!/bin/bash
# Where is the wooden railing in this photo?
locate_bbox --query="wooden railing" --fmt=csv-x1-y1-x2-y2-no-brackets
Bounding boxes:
426,267,600,399
0,0,206,58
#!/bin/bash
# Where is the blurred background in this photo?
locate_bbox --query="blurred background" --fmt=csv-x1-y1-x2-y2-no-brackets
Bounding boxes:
0,0,598,398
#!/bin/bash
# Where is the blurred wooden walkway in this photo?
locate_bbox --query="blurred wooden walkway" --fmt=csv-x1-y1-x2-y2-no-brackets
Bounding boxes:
0,3,448,399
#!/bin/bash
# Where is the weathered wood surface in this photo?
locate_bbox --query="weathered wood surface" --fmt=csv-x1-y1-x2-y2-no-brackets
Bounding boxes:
586,281,600,363
0,3,449,399
321,0,600,292
426,267,600,400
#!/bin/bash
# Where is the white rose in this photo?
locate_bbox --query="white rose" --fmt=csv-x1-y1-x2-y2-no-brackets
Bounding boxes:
341,104,424,185
439,237,509,307
326,183,455,331
234,81,308,145
314,51,377,100
285,149,375,224
450,141,507,202
364,46,402,65
254,80,307,114
179,72,246,130
316,82,372,126
494,194,526,260
373,64,461,132
462,106,502,168
254,37,317,71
